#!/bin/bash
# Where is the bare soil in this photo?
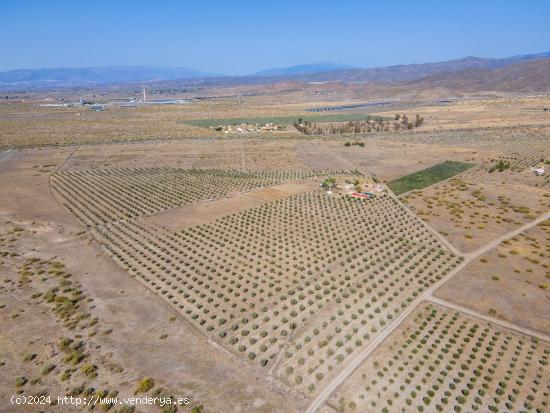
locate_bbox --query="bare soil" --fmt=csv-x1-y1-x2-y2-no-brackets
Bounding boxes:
147,195,266,231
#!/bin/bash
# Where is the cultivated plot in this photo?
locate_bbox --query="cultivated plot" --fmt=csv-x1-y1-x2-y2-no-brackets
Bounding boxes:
330,303,550,413
51,168,343,226
51,168,462,398
388,161,475,196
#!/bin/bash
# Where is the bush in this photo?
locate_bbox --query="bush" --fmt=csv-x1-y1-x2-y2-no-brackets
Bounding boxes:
15,377,28,387
135,377,155,394
41,364,56,375
64,350,86,365
81,364,98,378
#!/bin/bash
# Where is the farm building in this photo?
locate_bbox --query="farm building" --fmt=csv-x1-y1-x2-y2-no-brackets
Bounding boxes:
532,165,545,176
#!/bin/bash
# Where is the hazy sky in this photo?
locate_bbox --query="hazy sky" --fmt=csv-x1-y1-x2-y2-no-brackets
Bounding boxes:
2,0,549,74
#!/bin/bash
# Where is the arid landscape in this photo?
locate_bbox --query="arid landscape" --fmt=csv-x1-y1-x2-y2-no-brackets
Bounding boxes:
2,2,550,412
2,84,549,413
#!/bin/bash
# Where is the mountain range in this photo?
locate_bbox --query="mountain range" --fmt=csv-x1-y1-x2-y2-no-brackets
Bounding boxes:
405,59,550,94
278,52,550,83
1,52,549,92
252,63,351,77
0,65,218,89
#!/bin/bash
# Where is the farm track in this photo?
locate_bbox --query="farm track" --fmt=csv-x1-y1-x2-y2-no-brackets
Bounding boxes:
239,139,246,170
55,145,80,172
305,209,550,413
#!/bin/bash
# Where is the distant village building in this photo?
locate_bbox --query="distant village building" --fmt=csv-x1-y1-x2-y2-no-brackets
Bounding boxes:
212,122,284,134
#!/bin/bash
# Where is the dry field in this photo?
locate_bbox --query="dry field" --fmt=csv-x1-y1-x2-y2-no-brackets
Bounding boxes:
0,89,345,148
297,139,483,182
375,97,550,132
375,123,550,169
0,102,210,147
54,138,309,172
3,92,550,149
399,128,550,253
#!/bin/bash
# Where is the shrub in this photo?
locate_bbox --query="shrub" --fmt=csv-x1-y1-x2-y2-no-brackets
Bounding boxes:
15,377,28,387
135,377,155,394
81,364,98,378
41,364,56,375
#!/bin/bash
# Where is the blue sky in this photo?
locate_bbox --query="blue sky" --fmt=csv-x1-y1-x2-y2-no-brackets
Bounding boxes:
2,0,549,74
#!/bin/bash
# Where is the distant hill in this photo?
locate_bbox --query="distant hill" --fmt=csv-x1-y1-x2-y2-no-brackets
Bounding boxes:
119,57,550,100
406,59,550,93
132,52,550,92
253,63,352,77
1,52,549,91
283,52,550,83
0,65,219,89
